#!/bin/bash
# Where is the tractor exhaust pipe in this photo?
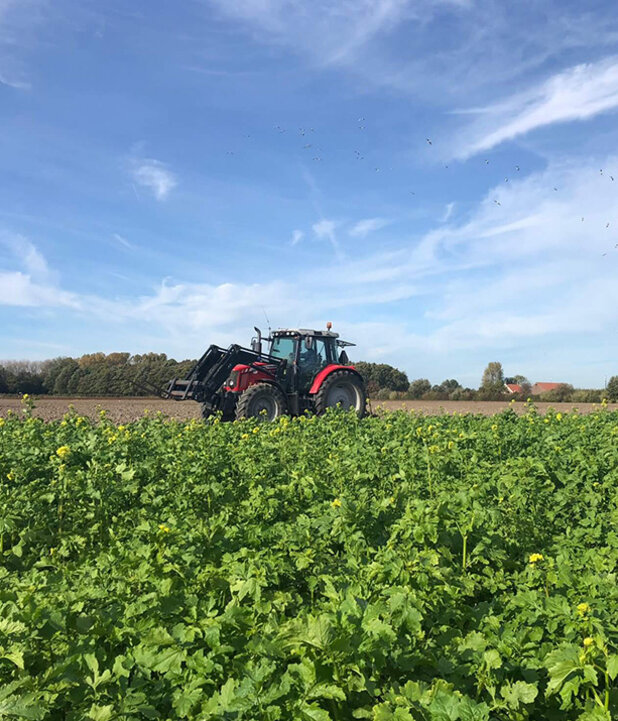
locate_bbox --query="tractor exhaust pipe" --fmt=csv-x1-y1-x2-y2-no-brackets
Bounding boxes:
252,326,263,356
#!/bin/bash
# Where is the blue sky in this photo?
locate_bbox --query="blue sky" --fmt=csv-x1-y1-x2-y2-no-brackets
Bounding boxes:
1,0,618,387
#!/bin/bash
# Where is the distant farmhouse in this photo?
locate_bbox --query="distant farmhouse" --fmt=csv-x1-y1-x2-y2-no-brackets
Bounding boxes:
505,381,564,395
531,382,563,395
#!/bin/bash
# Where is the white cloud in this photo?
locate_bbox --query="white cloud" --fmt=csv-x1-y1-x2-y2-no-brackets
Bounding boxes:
312,218,342,258
209,0,413,66
291,229,304,246
455,57,618,159
0,71,29,89
112,233,135,250
440,203,455,223
0,271,77,307
0,232,78,307
131,159,177,201
348,217,390,238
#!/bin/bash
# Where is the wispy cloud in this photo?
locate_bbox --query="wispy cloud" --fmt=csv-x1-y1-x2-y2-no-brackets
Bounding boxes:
0,71,29,89
312,218,342,258
131,158,177,201
0,232,78,308
348,217,390,238
455,57,618,159
291,229,303,246
112,233,135,250
209,0,413,66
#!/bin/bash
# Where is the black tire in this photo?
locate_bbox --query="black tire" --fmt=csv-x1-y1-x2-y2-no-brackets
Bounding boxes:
235,383,287,421
313,370,366,418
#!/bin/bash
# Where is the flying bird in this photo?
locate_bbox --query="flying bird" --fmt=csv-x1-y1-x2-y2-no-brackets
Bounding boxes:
494,200,501,206
553,187,558,191
515,165,520,171
426,138,432,145
607,222,610,228
611,176,615,181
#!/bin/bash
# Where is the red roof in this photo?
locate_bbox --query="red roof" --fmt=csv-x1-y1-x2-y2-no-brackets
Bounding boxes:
505,383,522,393
532,382,562,393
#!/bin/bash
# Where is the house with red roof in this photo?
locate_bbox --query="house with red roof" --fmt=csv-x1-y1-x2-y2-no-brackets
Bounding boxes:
505,383,522,394
532,382,563,395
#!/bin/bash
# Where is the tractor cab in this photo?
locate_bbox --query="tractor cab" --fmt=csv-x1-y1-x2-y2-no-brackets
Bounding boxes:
256,326,355,391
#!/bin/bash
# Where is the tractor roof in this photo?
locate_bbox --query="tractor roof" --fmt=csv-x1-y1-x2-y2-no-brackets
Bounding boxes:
271,328,356,347
272,328,339,338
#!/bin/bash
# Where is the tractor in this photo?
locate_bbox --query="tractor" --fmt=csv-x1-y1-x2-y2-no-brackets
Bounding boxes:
161,323,366,421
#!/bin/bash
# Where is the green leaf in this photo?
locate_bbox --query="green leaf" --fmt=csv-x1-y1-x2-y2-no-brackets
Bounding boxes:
607,654,618,680
500,681,538,709
482,649,501,670
300,704,332,721
306,684,346,702
86,704,115,721
0,696,47,720
2,650,24,670
428,690,461,721
545,645,580,696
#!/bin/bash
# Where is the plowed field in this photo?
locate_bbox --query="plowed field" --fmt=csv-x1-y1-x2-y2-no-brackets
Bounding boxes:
1,396,616,422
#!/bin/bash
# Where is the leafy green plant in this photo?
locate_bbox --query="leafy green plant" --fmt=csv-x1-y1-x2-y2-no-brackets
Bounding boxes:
0,406,617,719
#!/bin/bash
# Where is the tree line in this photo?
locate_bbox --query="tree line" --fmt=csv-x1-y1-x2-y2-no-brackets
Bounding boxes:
1,355,616,402
0,354,194,396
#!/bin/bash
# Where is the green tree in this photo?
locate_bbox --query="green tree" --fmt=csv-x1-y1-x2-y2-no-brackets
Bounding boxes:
542,383,574,402
408,378,431,399
354,362,409,392
481,362,505,390
605,375,618,402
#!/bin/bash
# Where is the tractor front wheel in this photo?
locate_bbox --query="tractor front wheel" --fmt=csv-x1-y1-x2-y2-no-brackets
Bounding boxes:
314,370,366,418
235,383,287,421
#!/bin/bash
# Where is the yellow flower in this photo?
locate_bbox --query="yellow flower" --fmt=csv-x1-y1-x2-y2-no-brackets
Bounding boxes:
556,413,562,421
448,441,454,449
491,424,498,431
22,393,29,400
583,637,594,647
56,445,70,459
529,553,544,564
253,427,260,434
158,524,170,533
331,498,342,508
7,471,15,481
577,602,591,616
241,433,249,439
0,418,4,427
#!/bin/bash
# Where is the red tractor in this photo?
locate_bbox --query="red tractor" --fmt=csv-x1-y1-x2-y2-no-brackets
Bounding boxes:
164,323,366,420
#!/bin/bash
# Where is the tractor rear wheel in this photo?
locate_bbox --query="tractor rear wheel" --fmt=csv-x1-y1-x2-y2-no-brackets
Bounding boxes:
235,383,287,421
314,370,366,418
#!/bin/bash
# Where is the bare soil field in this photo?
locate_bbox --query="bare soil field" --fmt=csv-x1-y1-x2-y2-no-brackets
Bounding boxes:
1,396,616,422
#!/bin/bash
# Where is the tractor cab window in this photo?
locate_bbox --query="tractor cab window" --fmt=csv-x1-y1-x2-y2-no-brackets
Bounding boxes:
298,337,329,389
269,336,297,364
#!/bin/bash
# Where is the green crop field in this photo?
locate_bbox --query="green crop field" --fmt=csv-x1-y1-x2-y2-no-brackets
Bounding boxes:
1,402,618,720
